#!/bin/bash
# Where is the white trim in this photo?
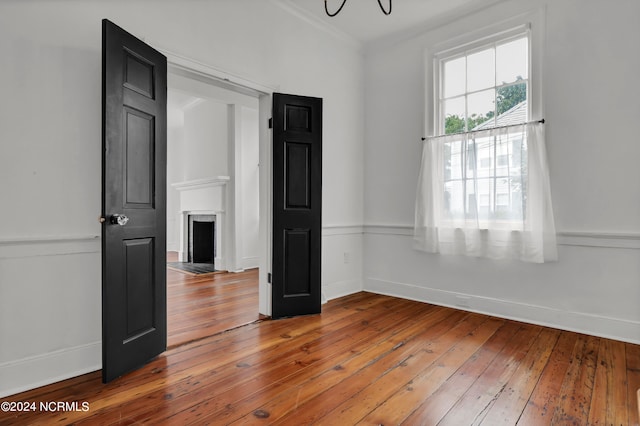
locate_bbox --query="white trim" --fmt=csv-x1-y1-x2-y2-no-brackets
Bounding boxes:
433,23,530,59
258,94,273,317
364,0,508,53
365,278,640,345
0,235,99,245
324,279,363,301
364,224,413,237
363,224,640,249
162,54,275,312
426,8,545,142
0,342,101,399
172,176,231,191
271,0,361,50
0,236,100,259
242,257,260,270
158,47,277,96
556,232,640,249
322,225,364,236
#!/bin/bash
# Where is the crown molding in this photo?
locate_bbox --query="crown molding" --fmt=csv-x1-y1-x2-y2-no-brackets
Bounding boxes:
364,0,509,53
271,0,362,50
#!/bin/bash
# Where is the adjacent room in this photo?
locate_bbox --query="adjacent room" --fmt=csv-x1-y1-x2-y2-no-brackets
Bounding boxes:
0,0,639,423
165,75,262,347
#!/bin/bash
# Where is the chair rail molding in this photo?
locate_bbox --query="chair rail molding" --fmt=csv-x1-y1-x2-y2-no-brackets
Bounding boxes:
363,224,640,249
0,235,100,259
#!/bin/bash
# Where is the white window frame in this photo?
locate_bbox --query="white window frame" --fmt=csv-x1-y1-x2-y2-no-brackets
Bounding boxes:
434,26,532,136
425,10,545,139
424,17,543,228
415,10,557,262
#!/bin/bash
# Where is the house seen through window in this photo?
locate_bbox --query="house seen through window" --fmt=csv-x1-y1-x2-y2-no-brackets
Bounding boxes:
437,34,530,224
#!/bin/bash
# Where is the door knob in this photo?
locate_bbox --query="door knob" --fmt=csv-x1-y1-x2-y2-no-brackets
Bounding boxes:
110,214,129,226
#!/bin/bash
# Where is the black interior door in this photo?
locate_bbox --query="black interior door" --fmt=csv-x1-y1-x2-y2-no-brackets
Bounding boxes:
271,93,322,319
102,19,167,383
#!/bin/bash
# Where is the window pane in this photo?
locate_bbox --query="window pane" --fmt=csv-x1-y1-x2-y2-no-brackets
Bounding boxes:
496,37,528,85
510,176,524,221
467,89,495,130
474,179,491,220
496,82,527,119
443,56,465,98
445,139,464,180
467,47,495,92
444,180,463,219
434,33,531,227
475,137,494,178
467,193,478,215
467,141,477,171
443,97,465,134
496,136,511,173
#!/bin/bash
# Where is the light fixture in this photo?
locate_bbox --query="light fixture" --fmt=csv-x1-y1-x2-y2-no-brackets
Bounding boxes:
324,0,392,17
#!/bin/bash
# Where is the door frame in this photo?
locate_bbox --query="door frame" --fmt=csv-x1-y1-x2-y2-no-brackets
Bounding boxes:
162,50,277,317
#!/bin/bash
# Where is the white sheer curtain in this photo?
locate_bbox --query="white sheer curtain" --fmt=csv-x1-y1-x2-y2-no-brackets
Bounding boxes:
414,122,557,263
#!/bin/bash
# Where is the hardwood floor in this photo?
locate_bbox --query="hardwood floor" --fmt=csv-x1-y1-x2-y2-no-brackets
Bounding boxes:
1,292,639,425
166,252,261,348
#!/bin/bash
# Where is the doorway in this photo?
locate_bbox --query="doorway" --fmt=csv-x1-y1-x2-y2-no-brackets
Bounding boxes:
165,65,265,347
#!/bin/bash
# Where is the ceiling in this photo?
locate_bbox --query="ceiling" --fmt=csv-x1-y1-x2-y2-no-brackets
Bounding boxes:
277,0,504,45
167,0,506,115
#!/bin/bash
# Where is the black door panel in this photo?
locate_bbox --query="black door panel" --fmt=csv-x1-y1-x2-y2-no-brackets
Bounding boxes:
272,93,322,319
102,19,167,383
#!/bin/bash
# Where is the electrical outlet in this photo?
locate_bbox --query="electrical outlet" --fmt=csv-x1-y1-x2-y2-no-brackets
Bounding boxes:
343,252,350,264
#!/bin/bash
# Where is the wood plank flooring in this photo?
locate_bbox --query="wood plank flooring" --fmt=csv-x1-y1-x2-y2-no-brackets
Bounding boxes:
1,292,639,425
166,257,260,348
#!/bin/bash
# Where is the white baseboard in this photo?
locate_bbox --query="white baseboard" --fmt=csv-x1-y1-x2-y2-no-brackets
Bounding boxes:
365,277,640,345
323,279,363,301
0,342,101,398
242,256,259,270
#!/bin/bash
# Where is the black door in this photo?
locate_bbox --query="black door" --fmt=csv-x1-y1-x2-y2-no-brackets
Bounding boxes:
102,19,167,383
271,93,322,319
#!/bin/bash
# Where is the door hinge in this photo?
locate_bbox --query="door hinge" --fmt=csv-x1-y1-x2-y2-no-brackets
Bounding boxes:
268,118,273,129
267,273,272,283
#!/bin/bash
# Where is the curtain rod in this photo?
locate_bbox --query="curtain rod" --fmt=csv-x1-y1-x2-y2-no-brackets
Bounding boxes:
421,119,545,141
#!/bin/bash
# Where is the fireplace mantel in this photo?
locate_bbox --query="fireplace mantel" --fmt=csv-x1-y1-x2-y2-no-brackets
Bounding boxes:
173,176,230,267
172,176,230,191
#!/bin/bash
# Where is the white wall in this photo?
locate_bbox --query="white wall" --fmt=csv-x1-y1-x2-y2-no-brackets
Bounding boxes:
167,98,185,252
0,0,364,397
363,0,640,343
167,86,261,270
183,100,229,180
240,106,260,269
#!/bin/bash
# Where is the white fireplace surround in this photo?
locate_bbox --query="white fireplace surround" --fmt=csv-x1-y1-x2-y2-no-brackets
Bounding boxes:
172,177,230,269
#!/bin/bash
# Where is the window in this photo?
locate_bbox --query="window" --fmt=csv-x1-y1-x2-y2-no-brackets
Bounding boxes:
414,22,557,263
437,32,529,225
439,36,529,135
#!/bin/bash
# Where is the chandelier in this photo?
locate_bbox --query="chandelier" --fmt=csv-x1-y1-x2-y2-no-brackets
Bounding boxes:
324,0,392,17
